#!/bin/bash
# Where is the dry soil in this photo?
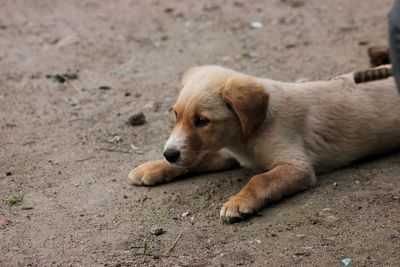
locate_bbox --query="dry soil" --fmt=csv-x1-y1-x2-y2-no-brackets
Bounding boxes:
0,0,399,266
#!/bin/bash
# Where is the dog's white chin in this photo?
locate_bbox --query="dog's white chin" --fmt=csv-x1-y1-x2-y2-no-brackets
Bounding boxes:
173,150,216,168
167,159,196,168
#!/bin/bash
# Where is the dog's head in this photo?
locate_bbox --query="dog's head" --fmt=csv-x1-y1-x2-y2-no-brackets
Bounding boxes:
163,66,269,167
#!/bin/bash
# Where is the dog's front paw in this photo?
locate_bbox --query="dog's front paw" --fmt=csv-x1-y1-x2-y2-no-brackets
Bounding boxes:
220,194,259,223
128,160,182,186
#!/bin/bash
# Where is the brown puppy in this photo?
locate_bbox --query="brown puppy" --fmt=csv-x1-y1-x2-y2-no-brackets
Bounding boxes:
129,65,400,223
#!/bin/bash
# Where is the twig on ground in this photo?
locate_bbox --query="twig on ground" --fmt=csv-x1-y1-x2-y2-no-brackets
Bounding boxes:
22,141,35,146
132,253,178,258
75,156,95,162
164,232,182,256
97,148,131,154
64,77,82,93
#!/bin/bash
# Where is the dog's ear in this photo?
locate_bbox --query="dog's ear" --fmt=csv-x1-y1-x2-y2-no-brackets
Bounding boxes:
180,66,201,90
220,76,269,140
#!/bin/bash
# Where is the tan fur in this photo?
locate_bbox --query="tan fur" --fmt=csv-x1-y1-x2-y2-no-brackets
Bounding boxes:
221,76,269,140
129,65,400,223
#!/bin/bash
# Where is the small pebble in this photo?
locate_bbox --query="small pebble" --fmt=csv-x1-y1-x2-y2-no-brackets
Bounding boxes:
107,135,122,144
151,226,165,236
182,211,191,217
250,21,263,29
249,51,259,59
294,251,311,257
333,182,338,187
0,218,9,225
46,73,78,83
6,171,12,176
295,78,309,83
342,257,351,266
127,112,146,126
99,86,111,90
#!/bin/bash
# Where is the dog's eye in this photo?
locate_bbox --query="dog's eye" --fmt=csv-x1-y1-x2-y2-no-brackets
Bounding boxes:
194,116,210,128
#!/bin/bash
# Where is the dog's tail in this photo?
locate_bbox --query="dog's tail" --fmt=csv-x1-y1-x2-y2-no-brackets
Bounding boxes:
353,67,393,84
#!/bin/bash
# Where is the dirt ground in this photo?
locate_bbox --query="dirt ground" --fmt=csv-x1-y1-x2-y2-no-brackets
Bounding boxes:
1,0,399,266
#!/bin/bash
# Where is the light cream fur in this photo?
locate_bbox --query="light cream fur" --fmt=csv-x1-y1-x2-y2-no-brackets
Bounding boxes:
129,65,400,223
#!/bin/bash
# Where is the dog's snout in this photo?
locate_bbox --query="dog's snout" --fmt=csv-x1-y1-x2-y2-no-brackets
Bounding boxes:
163,149,180,163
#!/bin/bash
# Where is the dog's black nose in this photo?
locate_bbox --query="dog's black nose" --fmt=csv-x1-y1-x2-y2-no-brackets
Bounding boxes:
163,149,180,163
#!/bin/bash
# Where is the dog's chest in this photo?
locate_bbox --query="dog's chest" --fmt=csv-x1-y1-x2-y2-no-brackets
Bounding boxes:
225,146,265,169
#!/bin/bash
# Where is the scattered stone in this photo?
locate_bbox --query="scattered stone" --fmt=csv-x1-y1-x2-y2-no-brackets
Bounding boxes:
282,0,305,8
0,218,9,226
164,7,174,13
144,101,154,109
46,73,79,83
368,46,390,67
286,43,297,49
242,51,259,59
391,195,399,200
6,171,12,176
324,215,339,226
123,195,128,199
21,206,33,210
182,211,191,217
184,21,194,27
107,135,123,144
124,92,131,97
333,182,338,187
342,257,351,266
296,234,305,239
294,251,311,257
387,234,398,239
150,226,165,236
358,40,369,46
203,4,220,12
250,21,263,29
130,144,144,154
99,86,111,90
295,78,309,83
127,112,146,126
137,196,148,203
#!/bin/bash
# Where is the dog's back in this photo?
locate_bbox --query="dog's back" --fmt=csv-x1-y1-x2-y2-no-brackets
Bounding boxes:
260,74,400,173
